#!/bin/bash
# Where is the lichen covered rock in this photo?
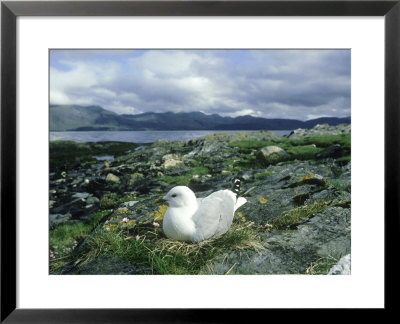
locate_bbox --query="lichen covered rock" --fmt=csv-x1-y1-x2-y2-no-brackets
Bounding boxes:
257,146,288,165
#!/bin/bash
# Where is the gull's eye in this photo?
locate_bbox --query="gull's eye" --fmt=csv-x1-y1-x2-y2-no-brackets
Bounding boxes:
171,194,177,198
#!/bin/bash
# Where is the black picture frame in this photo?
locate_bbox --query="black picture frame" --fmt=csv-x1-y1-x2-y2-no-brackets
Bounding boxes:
1,0,399,321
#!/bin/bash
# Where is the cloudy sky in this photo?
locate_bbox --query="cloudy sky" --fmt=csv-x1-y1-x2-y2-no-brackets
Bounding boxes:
50,49,350,120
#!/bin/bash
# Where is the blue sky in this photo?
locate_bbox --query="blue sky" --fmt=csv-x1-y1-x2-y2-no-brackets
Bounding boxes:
50,49,350,120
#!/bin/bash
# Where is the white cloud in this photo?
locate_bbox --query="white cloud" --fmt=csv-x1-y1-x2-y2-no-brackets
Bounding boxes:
50,49,350,120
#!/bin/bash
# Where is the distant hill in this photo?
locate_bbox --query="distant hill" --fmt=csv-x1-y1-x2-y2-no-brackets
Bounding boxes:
50,105,351,131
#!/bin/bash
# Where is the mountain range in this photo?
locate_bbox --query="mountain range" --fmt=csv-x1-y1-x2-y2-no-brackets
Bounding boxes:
50,105,351,131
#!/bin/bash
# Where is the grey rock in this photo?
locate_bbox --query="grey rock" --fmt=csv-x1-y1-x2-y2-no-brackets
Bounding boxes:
86,196,100,205
49,213,71,228
105,173,120,184
257,146,289,166
203,207,350,274
288,124,350,139
316,144,344,159
327,254,351,275
72,192,90,199
74,256,152,275
121,200,139,208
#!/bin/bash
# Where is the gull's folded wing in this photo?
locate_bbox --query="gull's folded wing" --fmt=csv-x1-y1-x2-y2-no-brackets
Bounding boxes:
191,190,236,243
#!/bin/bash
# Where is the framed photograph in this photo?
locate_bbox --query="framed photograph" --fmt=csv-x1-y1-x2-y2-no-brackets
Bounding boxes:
1,0,398,321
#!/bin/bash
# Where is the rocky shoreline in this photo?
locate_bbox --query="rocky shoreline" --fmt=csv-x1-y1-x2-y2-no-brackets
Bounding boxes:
49,124,351,275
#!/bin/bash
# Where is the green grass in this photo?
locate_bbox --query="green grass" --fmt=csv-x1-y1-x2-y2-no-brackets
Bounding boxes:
336,155,351,165
62,220,264,275
272,200,330,230
49,210,110,272
285,145,323,160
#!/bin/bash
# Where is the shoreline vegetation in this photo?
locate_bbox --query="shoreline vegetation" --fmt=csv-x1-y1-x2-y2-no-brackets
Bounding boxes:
49,123,351,275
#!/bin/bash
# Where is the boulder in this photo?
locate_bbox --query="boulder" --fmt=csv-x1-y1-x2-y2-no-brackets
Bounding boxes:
316,144,344,159
49,213,71,228
162,154,183,169
72,192,90,199
257,146,288,165
327,254,351,275
105,173,120,184
86,196,99,205
203,207,350,274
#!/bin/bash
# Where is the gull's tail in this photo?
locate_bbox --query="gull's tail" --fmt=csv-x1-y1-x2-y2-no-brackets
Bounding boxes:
232,177,242,196
232,177,247,210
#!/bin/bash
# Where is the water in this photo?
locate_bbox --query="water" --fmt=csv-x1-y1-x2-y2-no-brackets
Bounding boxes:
92,155,114,161
50,130,292,143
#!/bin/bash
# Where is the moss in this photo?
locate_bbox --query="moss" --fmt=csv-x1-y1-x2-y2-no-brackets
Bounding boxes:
147,205,168,222
129,172,144,185
285,145,322,160
257,196,268,204
229,139,277,152
272,200,329,229
290,133,351,151
115,207,130,215
99,193,139,210
161,166,210,186
255,171,273,179
301,173,314,181
336,155,351,165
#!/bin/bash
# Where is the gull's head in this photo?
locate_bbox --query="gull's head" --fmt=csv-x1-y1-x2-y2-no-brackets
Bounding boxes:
163,186,197,208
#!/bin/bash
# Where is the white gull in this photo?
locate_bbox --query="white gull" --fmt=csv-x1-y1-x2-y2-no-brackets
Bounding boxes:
162,183,247,243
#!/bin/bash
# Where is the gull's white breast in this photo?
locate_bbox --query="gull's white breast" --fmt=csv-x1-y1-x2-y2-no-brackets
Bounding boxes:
163,206,196,241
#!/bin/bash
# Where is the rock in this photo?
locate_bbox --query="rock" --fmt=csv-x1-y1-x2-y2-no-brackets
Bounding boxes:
49,213,71,228
288,123,350,139
103,198,169,231
72,192,90,199
129,172,144,185
121,201,139,208
162,154,183,169
203,207,350,274
257,146,288,165
105,173,120,184
316,144,344,159
49,200,56,208
70,256,152,275
86,196,99,205
327,254,351,275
